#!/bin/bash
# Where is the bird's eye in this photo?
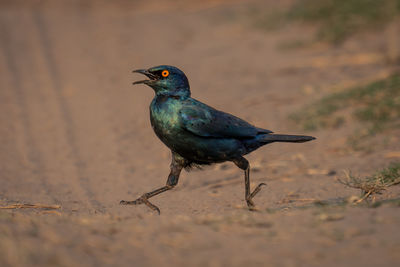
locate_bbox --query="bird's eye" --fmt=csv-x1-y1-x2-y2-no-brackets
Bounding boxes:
161,70,169,77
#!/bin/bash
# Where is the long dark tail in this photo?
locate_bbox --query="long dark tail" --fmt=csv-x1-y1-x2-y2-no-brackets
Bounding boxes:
260,134,316,143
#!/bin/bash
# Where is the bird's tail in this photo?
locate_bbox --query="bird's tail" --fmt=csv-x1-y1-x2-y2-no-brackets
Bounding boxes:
260,134,316,143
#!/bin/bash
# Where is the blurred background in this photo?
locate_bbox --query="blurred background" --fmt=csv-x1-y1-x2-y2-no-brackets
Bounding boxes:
0,0,399,266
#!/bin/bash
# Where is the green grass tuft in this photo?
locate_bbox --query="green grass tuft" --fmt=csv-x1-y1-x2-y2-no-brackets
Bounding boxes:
290,74,400,133
286,0,400,43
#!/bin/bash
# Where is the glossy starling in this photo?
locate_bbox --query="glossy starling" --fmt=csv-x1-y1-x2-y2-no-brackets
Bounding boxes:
120,65,315,214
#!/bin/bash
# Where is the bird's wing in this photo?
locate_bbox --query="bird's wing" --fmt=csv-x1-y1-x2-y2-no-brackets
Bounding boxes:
179,101,272,138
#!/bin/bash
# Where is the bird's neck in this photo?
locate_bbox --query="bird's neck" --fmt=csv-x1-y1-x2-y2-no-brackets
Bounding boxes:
154,93,189,101
155,89,191,99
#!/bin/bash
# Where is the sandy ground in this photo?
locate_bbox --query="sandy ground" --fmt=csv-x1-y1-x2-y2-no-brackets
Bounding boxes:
1,0,400,266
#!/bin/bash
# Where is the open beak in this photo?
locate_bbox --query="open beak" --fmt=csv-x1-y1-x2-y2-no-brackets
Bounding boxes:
132,69,157,85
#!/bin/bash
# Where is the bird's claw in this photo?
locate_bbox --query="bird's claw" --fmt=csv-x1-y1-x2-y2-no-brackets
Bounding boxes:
250,183,267,199
120,196,161,215
246,182,267,211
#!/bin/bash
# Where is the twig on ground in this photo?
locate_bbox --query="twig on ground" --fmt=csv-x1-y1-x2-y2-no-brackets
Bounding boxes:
0,203,61,210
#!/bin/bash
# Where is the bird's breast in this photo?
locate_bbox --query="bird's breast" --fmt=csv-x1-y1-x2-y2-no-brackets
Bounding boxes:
150,97,183,144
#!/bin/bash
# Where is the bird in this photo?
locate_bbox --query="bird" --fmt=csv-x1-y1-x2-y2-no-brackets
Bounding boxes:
120,65,315,214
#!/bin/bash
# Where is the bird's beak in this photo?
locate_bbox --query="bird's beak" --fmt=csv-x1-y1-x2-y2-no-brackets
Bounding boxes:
132,69,157,85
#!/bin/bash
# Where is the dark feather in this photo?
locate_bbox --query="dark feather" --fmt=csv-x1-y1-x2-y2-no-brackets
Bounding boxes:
179,99,272,139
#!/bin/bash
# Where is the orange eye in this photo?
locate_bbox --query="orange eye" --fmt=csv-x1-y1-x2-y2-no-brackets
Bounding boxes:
161,70,169,77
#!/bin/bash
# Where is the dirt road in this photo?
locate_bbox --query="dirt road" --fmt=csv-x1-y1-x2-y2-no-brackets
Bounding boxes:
1,1,399,266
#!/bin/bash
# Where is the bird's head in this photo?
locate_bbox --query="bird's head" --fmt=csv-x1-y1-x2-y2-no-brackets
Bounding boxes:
132,65,190,97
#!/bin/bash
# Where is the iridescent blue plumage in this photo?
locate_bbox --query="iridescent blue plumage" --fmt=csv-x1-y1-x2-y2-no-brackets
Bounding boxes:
121,65,315,214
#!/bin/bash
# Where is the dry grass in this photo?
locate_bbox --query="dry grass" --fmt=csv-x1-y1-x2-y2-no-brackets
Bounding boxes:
339,162,400,202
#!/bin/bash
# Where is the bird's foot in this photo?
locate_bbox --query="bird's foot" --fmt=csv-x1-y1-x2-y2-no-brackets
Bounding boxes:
246,183,267,211
120,195,161,215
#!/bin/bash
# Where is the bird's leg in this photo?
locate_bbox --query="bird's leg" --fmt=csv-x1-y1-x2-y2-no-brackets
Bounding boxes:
120,154,184,214
233,157,267,210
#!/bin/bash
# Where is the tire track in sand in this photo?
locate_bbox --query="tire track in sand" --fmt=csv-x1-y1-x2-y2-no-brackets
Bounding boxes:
31,9,106,213
30,3,150,212
0,13,58,204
